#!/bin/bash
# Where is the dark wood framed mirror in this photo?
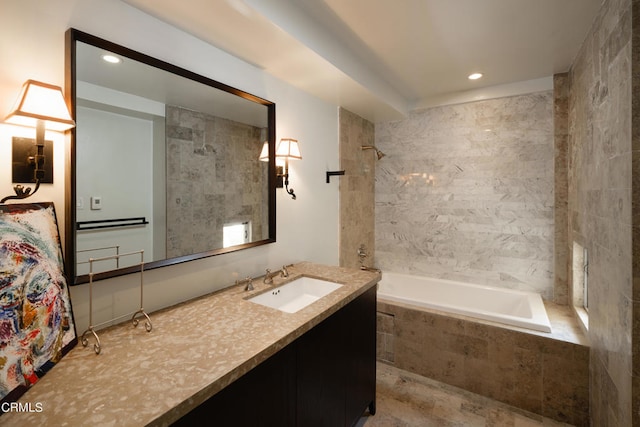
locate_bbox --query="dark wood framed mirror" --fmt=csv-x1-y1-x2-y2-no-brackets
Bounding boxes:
65,29,276,285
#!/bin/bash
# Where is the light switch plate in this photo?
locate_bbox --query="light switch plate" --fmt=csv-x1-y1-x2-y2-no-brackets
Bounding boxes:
90,196,102,210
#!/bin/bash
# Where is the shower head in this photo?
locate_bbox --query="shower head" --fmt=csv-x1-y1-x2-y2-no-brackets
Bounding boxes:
361,145,386,160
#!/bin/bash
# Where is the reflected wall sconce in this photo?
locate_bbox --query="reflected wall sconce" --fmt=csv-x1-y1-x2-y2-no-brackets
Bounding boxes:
259,137,302,200
2,80,75,203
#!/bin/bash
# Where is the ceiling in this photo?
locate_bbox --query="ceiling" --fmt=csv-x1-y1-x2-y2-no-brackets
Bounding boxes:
76,41,269,127
122,0,602,122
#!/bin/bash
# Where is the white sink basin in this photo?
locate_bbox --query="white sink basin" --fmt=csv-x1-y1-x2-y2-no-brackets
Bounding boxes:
248,276,342,313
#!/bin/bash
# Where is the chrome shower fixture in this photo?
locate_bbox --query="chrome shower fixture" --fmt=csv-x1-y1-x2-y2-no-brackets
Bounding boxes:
361,145,386,160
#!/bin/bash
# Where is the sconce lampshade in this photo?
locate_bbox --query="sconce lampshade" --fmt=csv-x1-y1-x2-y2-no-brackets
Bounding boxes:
259,138,302,162
258,138,301,200
276,138,302,159
259,141,269,162
4,80,75,132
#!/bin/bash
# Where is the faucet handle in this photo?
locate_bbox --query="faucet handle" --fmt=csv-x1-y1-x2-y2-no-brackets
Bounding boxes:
263,269,274,284
358,244,368,259
245,276,254,291
281,265,289,278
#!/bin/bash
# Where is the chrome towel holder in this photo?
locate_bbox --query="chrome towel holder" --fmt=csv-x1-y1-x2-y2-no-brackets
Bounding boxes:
80,249,152,355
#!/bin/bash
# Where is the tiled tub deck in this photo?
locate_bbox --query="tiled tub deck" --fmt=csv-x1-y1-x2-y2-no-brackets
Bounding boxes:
377,300,589,426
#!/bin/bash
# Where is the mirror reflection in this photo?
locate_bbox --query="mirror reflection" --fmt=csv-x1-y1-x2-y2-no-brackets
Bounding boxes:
67,29,275,284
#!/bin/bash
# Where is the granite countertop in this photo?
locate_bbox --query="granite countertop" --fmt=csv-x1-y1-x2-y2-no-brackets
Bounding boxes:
3,262,380,427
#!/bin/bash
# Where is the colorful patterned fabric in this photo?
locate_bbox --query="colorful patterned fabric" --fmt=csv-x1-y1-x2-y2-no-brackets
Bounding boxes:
0,203,77,404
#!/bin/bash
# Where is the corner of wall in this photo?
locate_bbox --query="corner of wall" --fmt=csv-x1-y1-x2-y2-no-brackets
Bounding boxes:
338,107,376,269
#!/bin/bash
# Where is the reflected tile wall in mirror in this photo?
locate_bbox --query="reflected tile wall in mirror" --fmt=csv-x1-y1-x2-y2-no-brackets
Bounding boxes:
166,105,268,257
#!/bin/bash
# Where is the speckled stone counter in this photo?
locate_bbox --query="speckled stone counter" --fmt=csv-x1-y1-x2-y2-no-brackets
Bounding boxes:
2,262,380,427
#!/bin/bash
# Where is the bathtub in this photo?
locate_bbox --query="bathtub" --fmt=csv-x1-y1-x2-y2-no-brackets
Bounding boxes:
377,272,552,333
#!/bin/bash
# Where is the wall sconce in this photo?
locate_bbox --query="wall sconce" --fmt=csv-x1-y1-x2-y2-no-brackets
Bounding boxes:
1,80,75,203
259,138,302,200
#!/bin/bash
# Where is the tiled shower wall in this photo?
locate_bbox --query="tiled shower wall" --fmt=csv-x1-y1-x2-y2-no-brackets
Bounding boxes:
375,94,557,300
166,105,268,258
339,108,376,269
554,74,570,306
567,0,634,424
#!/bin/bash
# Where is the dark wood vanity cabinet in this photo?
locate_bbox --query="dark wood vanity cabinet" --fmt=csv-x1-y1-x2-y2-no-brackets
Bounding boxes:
296,285,377,426
174,285,376,427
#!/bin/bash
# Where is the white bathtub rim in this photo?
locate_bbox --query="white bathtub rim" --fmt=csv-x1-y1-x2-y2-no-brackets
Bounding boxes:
377,272,552,333
379,271,544,298
378,293,552,333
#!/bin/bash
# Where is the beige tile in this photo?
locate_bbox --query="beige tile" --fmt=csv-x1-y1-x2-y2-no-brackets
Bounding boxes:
358,363,573,427
383,302,589,424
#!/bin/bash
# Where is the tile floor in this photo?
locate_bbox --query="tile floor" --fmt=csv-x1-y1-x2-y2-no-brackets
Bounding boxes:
357,363,574,427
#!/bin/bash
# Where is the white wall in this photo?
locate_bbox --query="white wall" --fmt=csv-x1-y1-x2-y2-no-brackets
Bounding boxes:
0,0,340,330
75,106,155,275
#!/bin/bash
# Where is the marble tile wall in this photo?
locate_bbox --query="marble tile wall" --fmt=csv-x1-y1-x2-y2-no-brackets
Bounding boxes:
633,0,640,420
339,108,376,269
566,0,634,425
554,74,570,306
375,93,557,299
377,301,589,425
166,105,268,258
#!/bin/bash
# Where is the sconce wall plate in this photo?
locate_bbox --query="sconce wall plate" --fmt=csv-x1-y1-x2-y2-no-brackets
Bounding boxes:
275,165,284,188
12,136,53,184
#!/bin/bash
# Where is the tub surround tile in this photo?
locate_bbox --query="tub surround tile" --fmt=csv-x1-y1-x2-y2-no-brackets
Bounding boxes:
361,363,573,426
2,263,380,427
543,302,589,345
379,298,588,346
378,300,589,425
376,312,395,362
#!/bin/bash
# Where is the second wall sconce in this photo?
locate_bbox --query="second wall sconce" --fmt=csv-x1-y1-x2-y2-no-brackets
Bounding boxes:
2,80,75,203
260,137,302,200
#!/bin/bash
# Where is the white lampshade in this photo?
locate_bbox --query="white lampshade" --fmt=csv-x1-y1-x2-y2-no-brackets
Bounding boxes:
276,138,302,159
259,141,269,161
5,80,75,132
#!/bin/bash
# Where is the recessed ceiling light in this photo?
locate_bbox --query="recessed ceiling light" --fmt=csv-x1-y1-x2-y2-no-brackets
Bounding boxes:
468,73,483,80
101,54,121,64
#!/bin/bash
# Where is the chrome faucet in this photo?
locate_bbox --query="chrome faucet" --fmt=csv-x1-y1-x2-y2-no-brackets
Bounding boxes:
236,276,254,291
263,266,290,284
